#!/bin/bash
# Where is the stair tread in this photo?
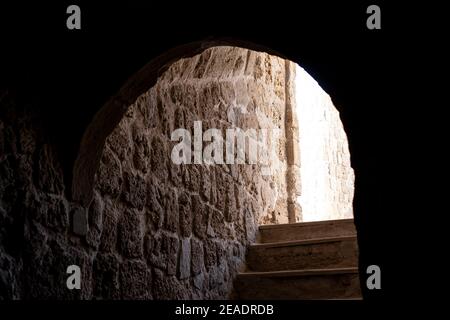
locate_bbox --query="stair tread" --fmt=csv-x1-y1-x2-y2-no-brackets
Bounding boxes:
251,235,357,249
236,219,361,299
324,298,363,301
259,218,354,230
238,267,359,278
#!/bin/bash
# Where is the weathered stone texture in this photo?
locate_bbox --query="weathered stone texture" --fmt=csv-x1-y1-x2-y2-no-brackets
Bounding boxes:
89,47,290,299
0,46,354,300
120,260,152,299
1,91,96,300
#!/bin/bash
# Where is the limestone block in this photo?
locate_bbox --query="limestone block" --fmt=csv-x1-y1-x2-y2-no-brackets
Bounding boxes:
118,208,143,258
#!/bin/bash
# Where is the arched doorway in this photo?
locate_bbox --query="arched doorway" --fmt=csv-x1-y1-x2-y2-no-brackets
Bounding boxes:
74,44,359,299
294,65,354,222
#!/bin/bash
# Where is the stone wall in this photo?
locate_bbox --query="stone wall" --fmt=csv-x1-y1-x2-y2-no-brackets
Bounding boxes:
0,46,354,300
294,65,354,221
92,46,290,299
0,47,292,300
0,90,93,299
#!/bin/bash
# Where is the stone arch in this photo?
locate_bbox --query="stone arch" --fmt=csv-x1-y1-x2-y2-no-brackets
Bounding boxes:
84,45,308,299
73,40,354,224
72,40,290,206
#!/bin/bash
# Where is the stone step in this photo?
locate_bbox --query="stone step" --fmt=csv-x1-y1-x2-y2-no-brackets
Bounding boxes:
258,218,357,243
247,236,358,272
235,268,362,300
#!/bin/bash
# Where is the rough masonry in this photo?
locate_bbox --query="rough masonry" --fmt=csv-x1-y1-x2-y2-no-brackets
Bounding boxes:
0,46,354,300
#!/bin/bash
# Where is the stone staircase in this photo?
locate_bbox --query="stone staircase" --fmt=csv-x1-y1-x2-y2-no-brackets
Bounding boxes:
234,218,362,300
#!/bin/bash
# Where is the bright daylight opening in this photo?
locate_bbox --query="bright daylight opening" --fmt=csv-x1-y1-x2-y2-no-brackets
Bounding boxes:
294,65,354,222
